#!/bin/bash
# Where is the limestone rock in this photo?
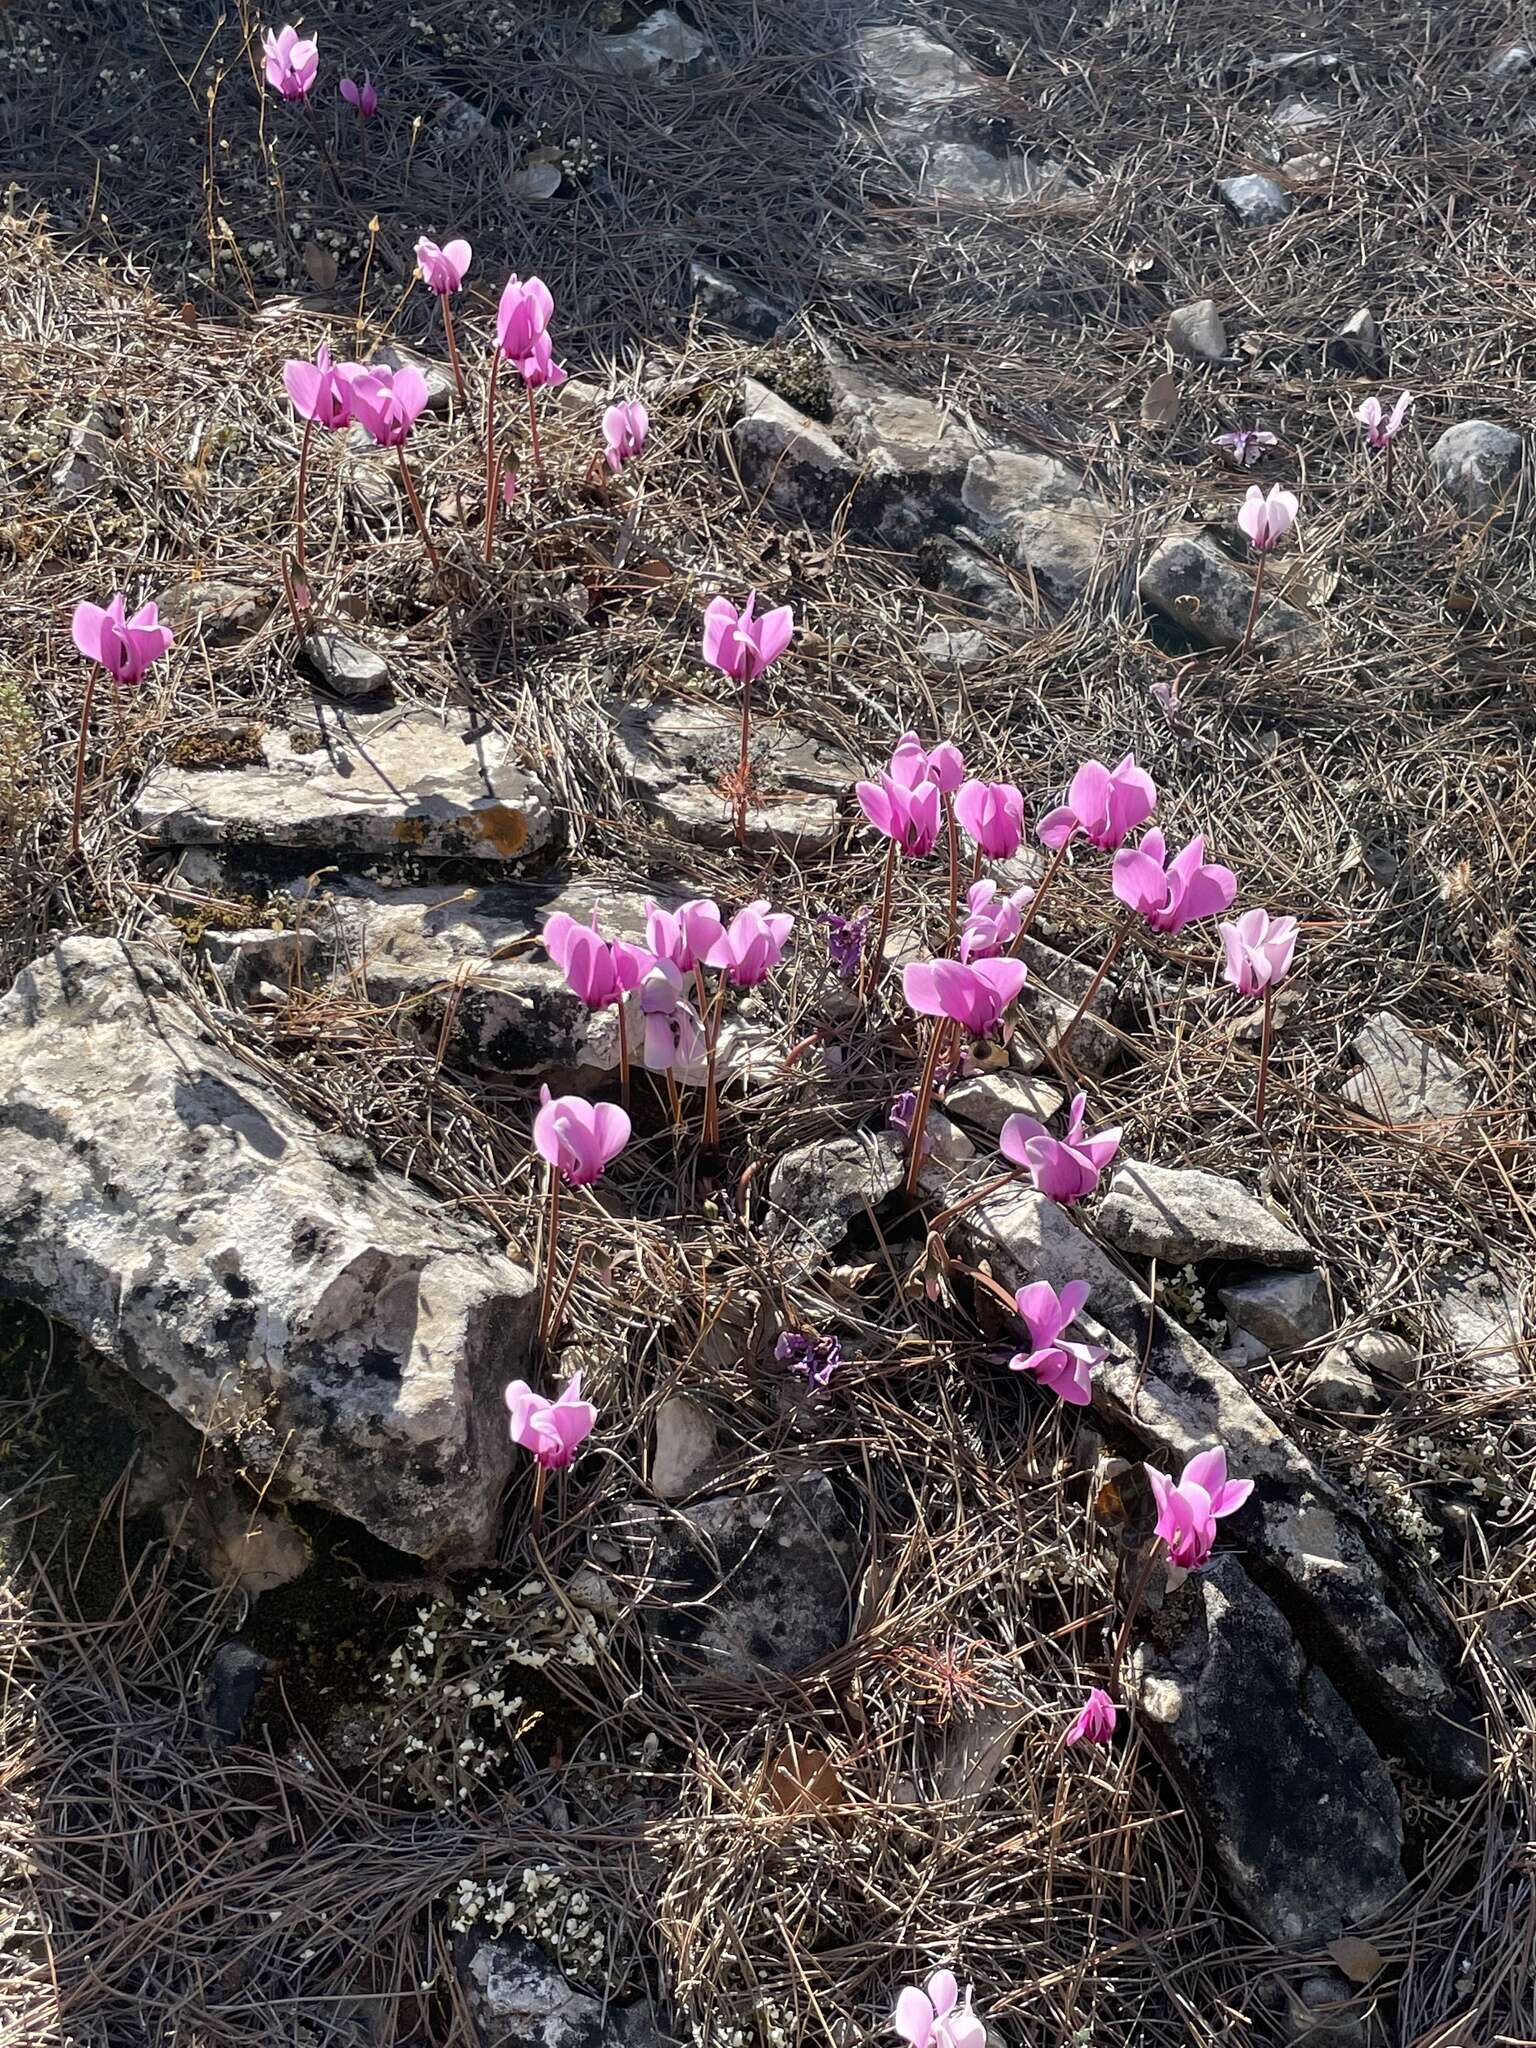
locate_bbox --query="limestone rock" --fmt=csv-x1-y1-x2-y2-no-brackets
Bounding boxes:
300,628,392,701
856,23,987,132
733,378,860,525
768,1130,902,1256
1490,41,1535,81
1015,932,1123,1074
1133,1559,1404,1946
918,142,1089,210
919,624,993,670
1167,298,1228,362
49,399,121,503
1326,306,1381,372
1219,1268,1331,1350
1427,1260,1525,1389
1301,1349,1385,1420
828,364,982,496
198,925,314,1008
689,260,785,340
136,707,558,866
631,1471,857,1679
651,1396,720,1500
582,9,705,80
163,577,269,648
462,1935,658,2048
1429,420,1523,516
1096,1163,1311,1267
1341,1010,1477,1124
608,695,848,856
943,1071,1065,1137
1140,533,1318,652
920,535,1028,624
1218,173,1292,225
1348,1328,1417,1382
0,939,536,1561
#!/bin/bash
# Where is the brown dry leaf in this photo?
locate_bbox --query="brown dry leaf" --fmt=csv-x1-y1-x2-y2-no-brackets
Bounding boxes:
1141,372,1180,431
303,242,339,290
178,300,198,326
767,1742,850,1826
1326,1936,1385,1985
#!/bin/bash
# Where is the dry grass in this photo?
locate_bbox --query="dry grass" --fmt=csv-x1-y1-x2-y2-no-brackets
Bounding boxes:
0,1,1534,2044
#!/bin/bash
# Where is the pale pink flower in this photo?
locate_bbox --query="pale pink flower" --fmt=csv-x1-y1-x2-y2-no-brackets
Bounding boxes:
894,1972,986,2048
644,896,724,974
637,960,707,1078
1000,1091,1120,1203
1112,829,1237,935
263,23,318,98
531,1086,630,1186
1237,483,1298,552
701,591,794,682
903,956,1027,1037
1356,390,1413,451
1218,908,1298,996
339,73,377,118
857,771,942,858
1216,427,1277,468
890,731,966,796
705,901,793,986
415,235,472,294
282,342,354,430
1065,1687,1117,1746
1009,1279,1105,1406
954,779,1025,859
72,595,174,685
1038,754,1157,852
958,880,1032,962
504,1370,598,1470
602,399,649,472
496,274,554,360
1146,1447,1254,1569
542,913,650,1008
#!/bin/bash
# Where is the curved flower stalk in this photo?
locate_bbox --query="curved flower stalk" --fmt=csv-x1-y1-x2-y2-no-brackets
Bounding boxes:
1009,1279,1105,1405
1235,484,1299,656
531,1087,630,1351
702,592,794,846
999,1091,1120,1203
345,363,442,570
1219,908,1299,1129
415,234,472,399
894,1972,986,2048
901,956,1027,1194
70,595,174,853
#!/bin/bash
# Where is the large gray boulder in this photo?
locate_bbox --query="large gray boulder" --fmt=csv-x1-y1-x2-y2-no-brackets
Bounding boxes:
1139,534,1319,654
0,939,536,1560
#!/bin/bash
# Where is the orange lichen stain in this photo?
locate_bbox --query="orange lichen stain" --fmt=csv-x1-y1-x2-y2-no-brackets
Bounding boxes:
393,818,430,846
476,805,529,857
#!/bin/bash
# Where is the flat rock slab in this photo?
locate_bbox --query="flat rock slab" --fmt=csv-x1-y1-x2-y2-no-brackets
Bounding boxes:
580,8,705,79
1134,1558,1404,1946
733,378,860,526
631,1472,858,1680
856,23,990,130
956,1182,1483,1788
943,1070,1065,1137
1342,1010,1477,1124
769,1129,904,1256
1427,1259,1526,1389
961,449,1111,608
1219,1267,1331,1350
1139,534,1319,653
1097,1162,1311,1267
918,142,1090,210
828,364,982,495
136,707,558,865
462,1935,658,2048
1015,932,1123,1074
607,697,849,855
0,939,535,1560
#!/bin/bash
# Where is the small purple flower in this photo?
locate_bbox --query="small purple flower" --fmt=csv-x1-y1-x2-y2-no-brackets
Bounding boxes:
774,1331,843,1387
823,910,871,982
889,1090,934,1160
1216,428,1278,469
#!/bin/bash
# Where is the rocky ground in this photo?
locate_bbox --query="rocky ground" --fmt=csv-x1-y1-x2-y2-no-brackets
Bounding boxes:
0,3,1533,2047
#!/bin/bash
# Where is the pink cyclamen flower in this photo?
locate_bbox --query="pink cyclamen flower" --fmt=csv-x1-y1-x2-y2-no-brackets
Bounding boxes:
543,913,650,1009
954,778,1025,860
1038,754,1157,852
1237,483,1298,552
282,342,353,431
1146,1448,1254,1570
532,1086,630,1187
644,896,724,974
903,956,1027,1038
1009,1279,1105,1407
894,1972,986,2048
857,771,942,858
72,595,174,685
890,731,966,796
637,961,706,1077
415,235,471,294
517,331,567,392
1216,427,1277,468
602,400,649,472
263,24,318,99
1000,1091,1121,1203
496,274,554,360
1065,1688,1117,1746
958,880,1032,962
339,73,377,118
1356,391,1413,451
1218,908,1299,996
343,363,430,448
505,1370,598,1470
705,901,793,986
1112,828,1237,935
701,591,794,682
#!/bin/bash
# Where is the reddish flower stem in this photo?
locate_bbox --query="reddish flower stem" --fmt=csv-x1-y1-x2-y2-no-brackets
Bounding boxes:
616,998,631,1113
1255,981,1274,1133
482,348,503,561
1058,920,1130,1058
945,796,960,949
536,1168,562,1349
1238,548,1267,658
903,1017,949,1198
395,446,443,572
734,669,753,848
293,413,314,575
701,981,729,1149
928,1165,1026,1233
1109,1538,1165,1692
527,384,543,477
70,668,97,857
1014,837,1069,949
441,296,467,403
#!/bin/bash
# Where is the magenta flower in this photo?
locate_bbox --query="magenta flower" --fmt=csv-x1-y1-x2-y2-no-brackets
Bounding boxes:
344,363,430,448
339,73,377,118
505,1370,598,1470
1000,1091,1120,1203
1216,427,1277,468
705,901,793,986
263,23,318,98
954,779,1025,859
415,235,471,294
1146,1448,1254,1569
1038,754,1157,852
1218,908,1298,996
1065,1688,1117,1746
532,1085,630,1187
1237,483,1298,552
903,956,1027,1037
857,771,942,858
1111,828,1237,935
602,400,649,473
1356,391,1413,451
542,913,650,1009
518,331,567,392
890,731,966,796
637,960,706,1078
894,1972,986,2048
282,343,353,430
958,879,1032,962
644,896,724,974
496,274,555,361
1009,1280,1105,1407
72,594,174,686
701,591,794,682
